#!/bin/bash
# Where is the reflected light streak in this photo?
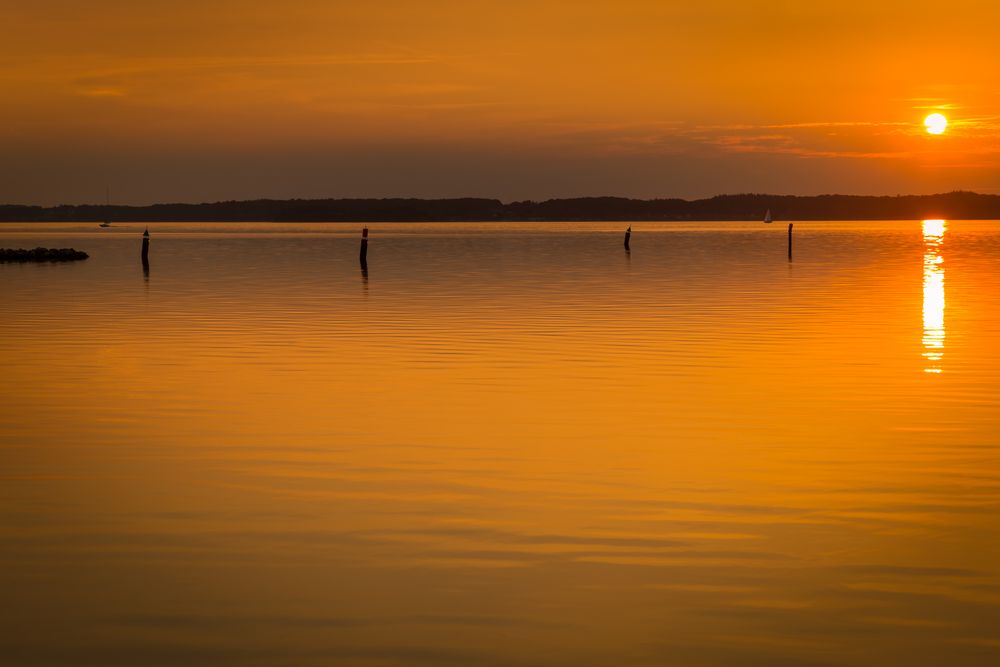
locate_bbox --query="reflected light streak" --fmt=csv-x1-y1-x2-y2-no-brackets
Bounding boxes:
922,219,946,373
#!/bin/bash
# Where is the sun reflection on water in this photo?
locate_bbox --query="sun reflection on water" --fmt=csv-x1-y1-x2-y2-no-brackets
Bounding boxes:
922,219,946,373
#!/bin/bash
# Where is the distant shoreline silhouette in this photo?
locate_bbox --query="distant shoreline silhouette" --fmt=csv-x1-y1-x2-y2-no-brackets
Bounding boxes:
1,191,995,223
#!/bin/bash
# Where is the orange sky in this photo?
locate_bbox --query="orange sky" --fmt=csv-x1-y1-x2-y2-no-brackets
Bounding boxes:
3,0,999,204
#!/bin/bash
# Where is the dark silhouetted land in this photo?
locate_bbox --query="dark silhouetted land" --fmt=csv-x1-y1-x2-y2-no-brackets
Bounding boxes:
2,191,999,222
0,247,89,262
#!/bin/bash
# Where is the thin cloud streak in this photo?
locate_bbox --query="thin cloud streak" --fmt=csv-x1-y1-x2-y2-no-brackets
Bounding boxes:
1,51,442,87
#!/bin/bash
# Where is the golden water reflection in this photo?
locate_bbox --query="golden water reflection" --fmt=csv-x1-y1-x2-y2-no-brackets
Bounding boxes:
5,222,1000,667
922,219,946,373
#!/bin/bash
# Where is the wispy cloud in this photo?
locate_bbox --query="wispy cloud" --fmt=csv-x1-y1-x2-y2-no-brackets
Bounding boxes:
764,121,909,130
559,116,1000,163
950,115,1000,131
76,87,128,98
705,131,909,160
0,51,441,89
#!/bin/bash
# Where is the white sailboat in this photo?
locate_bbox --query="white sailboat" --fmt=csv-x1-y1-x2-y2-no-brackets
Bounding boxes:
99,186,112,227
763,209,773,224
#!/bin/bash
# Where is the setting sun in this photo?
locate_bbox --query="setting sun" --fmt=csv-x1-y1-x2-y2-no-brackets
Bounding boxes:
925,113,948,135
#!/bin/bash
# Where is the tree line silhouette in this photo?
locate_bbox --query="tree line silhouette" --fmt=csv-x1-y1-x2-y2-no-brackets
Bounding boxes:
2,191,997,222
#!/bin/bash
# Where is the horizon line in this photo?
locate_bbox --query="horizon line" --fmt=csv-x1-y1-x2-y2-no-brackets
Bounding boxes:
0,189,993,209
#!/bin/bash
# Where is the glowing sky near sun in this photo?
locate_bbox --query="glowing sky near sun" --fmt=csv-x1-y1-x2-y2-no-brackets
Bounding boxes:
3,0,1000,204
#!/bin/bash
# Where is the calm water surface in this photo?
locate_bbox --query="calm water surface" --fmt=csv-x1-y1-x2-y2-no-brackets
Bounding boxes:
2,221,1000,666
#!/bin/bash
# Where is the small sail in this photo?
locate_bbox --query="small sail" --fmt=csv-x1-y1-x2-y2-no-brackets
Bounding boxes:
99,186,112,227
763,209,773,224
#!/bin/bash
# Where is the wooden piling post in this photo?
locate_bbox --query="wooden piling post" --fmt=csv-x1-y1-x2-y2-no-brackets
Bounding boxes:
359,226,369,270
787,223,793,261
141,226,150,269
624,225,631,251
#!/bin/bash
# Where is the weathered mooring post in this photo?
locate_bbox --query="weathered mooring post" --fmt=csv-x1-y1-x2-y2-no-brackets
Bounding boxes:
787,223,793,261
624,225,631,251
141,226,150,270
359,226,369,271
